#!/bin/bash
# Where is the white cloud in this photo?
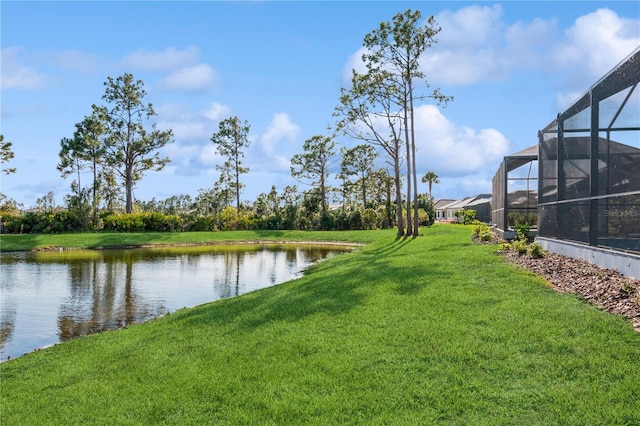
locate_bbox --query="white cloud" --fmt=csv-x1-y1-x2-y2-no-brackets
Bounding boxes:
154,101,236,172
413,104,511,176
503,17,558,68
341,47,368,84
157,64,218,92
0,47,47,90
420,5,507,85
198,144,222,166
422,4,557,86
551,8,640,93
435,4,505,49
122,46,200,71
155,101,239,176
203,102,232,122
163,142,200,162
342,4,554,87
426,5,637,89
343,5,638,92
260,113,300,155
156,103,213,142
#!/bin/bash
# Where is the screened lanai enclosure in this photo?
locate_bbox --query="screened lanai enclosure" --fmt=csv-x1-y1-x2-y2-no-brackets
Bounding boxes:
537,47,640,262
491,145,538,239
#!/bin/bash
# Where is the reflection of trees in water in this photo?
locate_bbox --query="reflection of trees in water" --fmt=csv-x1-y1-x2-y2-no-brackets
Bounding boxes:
58,257,166,341
214,250,291,298
0,261,18,351
0,308,16,351
210,247,333,298
2,245,343,355
260,250,279,286
214,252,244,298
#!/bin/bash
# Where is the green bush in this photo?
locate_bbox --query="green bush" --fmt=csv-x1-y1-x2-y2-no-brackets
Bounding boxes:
514,222,531,242
479,228,494,242
0,213,24,233
185,215,215,232
104,213,137,232
0,211,87,234
361,208,379,230
472,222,494,242
102,212,183,232
502,224,546,258
512,239,529,255
528,242,545,258
498,242,512,251
141,212,183,232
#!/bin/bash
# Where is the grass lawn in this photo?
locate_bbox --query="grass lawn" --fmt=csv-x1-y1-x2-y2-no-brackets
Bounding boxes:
0,229,374,252
1,225,639,424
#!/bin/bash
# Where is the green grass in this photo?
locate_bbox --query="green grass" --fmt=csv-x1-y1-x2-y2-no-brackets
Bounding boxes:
1,225,639,425
0,229,374,252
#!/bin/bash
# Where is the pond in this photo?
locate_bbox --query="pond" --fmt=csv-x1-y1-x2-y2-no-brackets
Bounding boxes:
0,244,349,362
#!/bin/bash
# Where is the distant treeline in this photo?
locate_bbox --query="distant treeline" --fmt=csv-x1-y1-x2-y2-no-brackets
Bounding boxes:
0,198,435,234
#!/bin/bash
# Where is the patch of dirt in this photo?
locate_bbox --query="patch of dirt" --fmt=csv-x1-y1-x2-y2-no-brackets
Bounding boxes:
499,249,640,332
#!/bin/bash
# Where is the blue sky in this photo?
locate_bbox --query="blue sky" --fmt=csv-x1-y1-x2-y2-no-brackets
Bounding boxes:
2,1,639,208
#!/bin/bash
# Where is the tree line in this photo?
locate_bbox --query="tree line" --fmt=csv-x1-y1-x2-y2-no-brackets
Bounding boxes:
0,9,450,235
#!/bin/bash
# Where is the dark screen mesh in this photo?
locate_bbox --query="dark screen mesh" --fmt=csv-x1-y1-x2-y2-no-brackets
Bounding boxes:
537,48,638,253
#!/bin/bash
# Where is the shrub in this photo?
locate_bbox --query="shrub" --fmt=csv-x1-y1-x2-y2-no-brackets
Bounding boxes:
463,209,477,224
0,213,24,233
497,222,546,258
514,222,531,242
102,213,144,232
478,228,494,242
472,222,494,242
512,239,529,255
186,215,215,231
498,242,512,251
528,242,545,258
455,209,477,225
361,208,379,230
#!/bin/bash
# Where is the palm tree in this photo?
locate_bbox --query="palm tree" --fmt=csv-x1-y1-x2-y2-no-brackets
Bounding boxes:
421,171,440,200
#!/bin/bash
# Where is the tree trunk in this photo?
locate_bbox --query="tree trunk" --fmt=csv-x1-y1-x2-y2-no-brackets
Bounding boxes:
235,175,240,212
409,79,419,237
404,111,412,236
394,157,404,237
361,179,367,208
320,175,327,227
385,176,392,229
92,156,98,227
125,164,133,213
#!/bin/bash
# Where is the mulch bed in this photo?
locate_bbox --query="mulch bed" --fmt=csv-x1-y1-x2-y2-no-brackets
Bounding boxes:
499,248,640,332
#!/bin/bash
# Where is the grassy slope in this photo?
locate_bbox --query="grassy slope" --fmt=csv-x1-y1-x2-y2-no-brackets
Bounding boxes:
0,230,374,252
1,225,639,425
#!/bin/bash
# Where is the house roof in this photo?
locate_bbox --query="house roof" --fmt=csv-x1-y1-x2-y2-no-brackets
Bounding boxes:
433,199,456,209
440,194,491,210
504,144,538,172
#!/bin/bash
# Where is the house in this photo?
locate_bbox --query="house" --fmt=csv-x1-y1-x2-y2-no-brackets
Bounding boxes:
436,194,492,223
433,199,455,221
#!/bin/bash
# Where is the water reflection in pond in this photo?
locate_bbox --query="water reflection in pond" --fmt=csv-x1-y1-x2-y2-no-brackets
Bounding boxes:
0,244,348,361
